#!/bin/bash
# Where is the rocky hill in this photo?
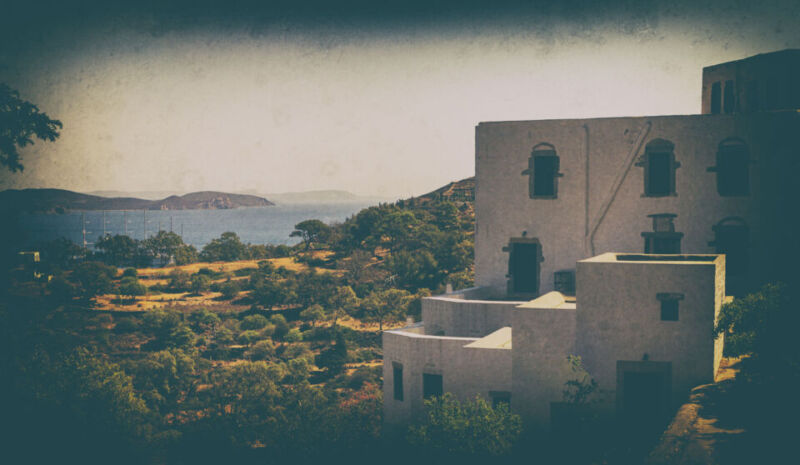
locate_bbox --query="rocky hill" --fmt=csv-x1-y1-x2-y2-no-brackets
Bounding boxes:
0,188,274,213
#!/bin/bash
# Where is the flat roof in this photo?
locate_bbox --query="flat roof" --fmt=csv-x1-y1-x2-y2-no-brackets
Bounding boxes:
582,252,722,264
516,291,576,310
464,327,512,350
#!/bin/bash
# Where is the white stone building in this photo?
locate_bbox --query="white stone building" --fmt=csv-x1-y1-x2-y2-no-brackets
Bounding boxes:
382,50,799,430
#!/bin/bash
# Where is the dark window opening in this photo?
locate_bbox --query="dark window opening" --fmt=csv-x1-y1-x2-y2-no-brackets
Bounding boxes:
711,218,749,278
657,293,683,321
423,373,443,399
393,364,404,401
710,81,721,114
522,143,562,199
506,239,541,295
490,391,511,408
712,139,749,196
723,80,735,113
642,214,683,254
660,300,679,321
554,270,576,296
639,139,678,197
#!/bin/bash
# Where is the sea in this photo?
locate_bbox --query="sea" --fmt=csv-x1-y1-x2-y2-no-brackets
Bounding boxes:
16,202,377,250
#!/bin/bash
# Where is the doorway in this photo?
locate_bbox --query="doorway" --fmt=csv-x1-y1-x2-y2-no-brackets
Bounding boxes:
507,239,542,295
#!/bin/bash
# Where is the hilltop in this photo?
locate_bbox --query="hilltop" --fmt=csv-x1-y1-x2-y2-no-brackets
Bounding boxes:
0,188,274,213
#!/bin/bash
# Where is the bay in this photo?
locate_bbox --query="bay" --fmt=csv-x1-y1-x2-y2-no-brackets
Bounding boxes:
17,202,377,249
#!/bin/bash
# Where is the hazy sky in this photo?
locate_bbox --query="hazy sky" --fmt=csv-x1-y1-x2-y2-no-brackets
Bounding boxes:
1,1,799,198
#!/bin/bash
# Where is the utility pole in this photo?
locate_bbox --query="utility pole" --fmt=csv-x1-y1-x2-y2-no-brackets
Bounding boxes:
81,212,87,249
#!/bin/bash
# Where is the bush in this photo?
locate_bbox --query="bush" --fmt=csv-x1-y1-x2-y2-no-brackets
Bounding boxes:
238,330,261,345
245,339,276,361
408,393,522,457
270,314,290,340
284,328,303,343
122,268,138,278
219,280,240,300
187,308,221,332
113,317,141,333
241,314,270,330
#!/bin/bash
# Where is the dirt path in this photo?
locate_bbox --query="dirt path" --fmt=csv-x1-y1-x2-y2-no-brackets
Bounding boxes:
646,358,746,465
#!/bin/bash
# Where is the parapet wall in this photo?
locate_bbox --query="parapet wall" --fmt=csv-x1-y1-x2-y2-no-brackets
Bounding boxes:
422,287,525,337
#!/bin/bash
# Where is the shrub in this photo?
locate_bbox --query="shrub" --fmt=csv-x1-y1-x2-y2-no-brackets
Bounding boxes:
284,328,303,343
241,314,269,330
238,330,261,345
187,308,221,332
270,314,290,340
113,317,141,333
219,280,240,300
408,393,522,457
245,339,276,361
122,267,138,278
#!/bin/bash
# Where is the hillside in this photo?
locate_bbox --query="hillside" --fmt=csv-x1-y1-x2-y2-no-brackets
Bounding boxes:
0,188,274,213
418,176,475,203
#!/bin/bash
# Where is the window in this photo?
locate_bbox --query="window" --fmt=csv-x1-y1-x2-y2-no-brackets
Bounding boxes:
638,139,679,197
710,217,749,277
708,139,749,196
723,80,735,113
393,363,404,401
710,81,721,114
490,391,511,408
642,214,683,254
657,293,683,321
554,270,576,296
522,143,562,198
423,373,443,399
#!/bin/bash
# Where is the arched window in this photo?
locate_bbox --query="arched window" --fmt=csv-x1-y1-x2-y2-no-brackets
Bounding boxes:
637,139,680,197
708,138,749,196
522,143,562,198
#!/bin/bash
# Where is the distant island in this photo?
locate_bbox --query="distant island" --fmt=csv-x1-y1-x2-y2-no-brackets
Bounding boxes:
0,188,274,213
263,189,392,204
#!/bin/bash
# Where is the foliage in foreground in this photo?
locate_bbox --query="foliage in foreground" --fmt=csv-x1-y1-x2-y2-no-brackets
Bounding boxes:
408,393,522,457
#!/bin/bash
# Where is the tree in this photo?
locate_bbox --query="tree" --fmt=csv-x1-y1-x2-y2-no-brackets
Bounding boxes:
71,261,116,300
95,234,138,266
386,249,440,291
167,269,191,292
562,355,599,404
408,393,522,457
143,231,184,266
714,282,798,377
241,314,270,330
377,210,421,252
290,219,332,250
328,285,359,332
118,276,146,302
300,304,325,327
190,274,211,295
173,244,199,265
361,288,412,331
0,83,62,172
219,280,240,300
251,279,293,310
200,232,249,262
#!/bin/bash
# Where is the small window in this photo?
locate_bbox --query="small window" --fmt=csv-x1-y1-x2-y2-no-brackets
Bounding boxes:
709,139,749,196
710,81,721,114
423,373,443,399
522,143,562,198
723,80,735,113
657,293,683,321
642,214,683,254
393,363,404,401
554,270,576,296
490,391,511,408
638,139,679,197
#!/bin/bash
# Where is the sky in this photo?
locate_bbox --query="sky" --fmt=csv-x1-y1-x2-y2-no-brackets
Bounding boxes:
1,1,799,199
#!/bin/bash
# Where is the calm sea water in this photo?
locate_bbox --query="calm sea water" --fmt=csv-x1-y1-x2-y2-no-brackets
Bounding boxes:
18,202,376,250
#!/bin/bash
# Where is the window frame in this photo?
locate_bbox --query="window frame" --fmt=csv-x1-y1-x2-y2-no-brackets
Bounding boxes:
522,143,563,199
392,362,404,401
707,138,750,197
657,293,684,321
637,139,680,197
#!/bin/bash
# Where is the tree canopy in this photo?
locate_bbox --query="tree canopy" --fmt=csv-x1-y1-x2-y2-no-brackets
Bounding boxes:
0,83,62,172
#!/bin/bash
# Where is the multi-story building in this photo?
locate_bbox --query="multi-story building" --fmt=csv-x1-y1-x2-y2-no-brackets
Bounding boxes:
383,49,799,431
